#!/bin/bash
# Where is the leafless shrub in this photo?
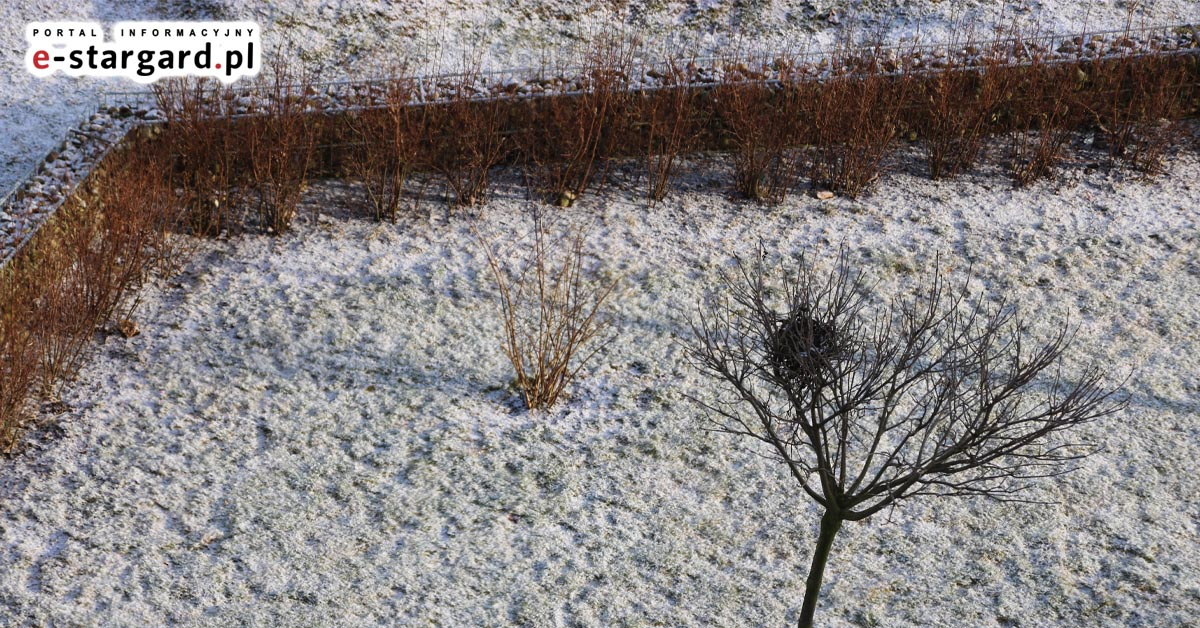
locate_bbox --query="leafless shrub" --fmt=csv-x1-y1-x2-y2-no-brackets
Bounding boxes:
477,214,618,411
342,71,426,221
425,69,510,210
153,77,247,236
27,193,132,398
0,260,40,451
688,247,1125,628
92,141,183,310
1080,49,1193,176
33,144,176,396
1121,117,1187,176
916,51,1008,179
630,60,705,203
806,46,912,198
516,35,636,206
1004,58,1080,187
0,117,183,451
714,60,805,204
0,135,180,452
245,60,322,234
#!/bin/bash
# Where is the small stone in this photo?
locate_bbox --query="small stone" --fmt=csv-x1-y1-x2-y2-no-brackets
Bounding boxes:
815,190,835,200
118,319,140,338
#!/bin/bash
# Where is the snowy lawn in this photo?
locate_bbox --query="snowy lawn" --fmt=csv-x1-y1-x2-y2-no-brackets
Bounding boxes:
1,151,1199,627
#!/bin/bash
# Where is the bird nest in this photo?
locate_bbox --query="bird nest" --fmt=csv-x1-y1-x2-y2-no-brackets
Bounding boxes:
766,308,845,389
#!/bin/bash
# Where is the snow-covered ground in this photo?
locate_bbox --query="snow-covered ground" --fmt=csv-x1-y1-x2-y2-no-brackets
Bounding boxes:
1,147,1197,626
3,0,1199,193
3,0,1200,625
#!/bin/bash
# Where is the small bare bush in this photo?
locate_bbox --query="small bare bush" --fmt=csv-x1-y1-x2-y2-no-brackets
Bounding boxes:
715,61,804,204
34,145,176,396
91,142,182,313
0,261,40,450
917,52,1008,179
1080,49,1193,176
477,215,618,411
153,78,247,236
342,71,425,221
516,35,636,206
1005,59,1080,186
28,195,128,398
425,69,510,209
807,45,911,198
246,60,322,234
0,138,178,449
633,61,704,203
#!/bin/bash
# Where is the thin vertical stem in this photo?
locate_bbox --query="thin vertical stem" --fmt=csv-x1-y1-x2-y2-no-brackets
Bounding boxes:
799,509,843,628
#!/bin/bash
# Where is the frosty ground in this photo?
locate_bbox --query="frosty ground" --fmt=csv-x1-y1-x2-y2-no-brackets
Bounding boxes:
0,148,1198,626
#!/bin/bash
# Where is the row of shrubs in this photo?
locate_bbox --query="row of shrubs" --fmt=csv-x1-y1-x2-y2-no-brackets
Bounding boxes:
153,33,1198,236
0,31,1196,450
0,137,180,449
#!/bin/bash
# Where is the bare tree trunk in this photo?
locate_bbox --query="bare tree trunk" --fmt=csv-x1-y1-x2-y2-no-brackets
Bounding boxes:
799,509,843,628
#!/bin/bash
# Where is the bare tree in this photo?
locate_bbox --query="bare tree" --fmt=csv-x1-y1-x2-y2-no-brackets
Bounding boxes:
686,247,1125,628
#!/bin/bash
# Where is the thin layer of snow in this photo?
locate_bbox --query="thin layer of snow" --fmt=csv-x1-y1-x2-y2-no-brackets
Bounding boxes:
3,0,1199,193
1,149,1197,626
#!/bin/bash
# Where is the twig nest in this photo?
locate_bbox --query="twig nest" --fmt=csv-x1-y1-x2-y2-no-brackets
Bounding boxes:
767,309,842,388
